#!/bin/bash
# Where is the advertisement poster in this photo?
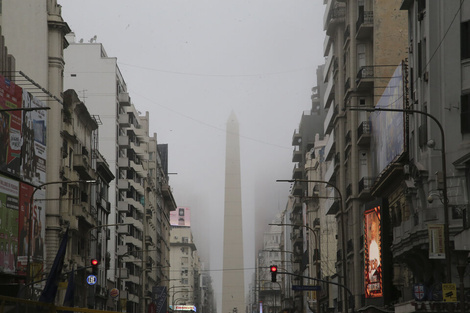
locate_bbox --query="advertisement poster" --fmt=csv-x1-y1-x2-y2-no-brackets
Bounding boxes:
152,286,168,313
428,224,445,259
364,204,383,298
17,183,45,281
369,64,405,178
170,207,191,226
0,174,19,274
20,91,47,186
0,76,23,177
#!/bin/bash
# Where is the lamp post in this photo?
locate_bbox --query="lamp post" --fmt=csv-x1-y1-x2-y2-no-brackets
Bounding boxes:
276,179,348,312
26,179,96,299
349,106,452,283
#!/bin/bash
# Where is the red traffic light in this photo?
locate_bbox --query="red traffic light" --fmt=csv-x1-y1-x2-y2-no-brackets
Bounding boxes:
270,265,278,273
91,259,99,266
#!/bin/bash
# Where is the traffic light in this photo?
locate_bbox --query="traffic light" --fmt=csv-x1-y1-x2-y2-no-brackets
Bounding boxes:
91,258,99,275
270,265,278,282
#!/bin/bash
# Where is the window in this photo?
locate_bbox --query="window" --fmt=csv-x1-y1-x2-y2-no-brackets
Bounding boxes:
461,21,470,60
462,94,470,134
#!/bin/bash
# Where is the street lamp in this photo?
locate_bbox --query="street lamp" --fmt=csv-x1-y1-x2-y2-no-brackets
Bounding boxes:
349,106,452,283
26,179,96,298
276,179,348,312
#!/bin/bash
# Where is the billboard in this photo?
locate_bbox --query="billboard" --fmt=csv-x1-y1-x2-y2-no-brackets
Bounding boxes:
0,77,23,177
369,64,405,178
170,207,191,226
0,175,19,274
364,203,383,298
17,183,45,281
20,91,47,186
0,75,47,187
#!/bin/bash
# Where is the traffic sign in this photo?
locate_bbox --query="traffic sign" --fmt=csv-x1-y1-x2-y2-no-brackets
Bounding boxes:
87,274,97,285
292,285,321,291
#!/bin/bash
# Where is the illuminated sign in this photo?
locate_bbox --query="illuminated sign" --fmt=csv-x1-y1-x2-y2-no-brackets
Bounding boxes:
172,305,196,312
364,204,383,298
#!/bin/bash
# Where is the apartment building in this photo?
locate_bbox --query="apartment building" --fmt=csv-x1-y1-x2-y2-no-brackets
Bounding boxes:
386,1,470,312
320,0,409,311
60,89,114,308
63,34,176,313
287,66,326,312
304,133,338,313
169,215,200,310
0,0,72,273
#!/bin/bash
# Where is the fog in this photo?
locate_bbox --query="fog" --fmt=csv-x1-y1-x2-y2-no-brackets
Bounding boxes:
58,0,325,308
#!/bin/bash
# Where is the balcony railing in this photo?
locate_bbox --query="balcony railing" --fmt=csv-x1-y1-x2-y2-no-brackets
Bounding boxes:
357,120,372,146
358,177,375,198
356,10,374,34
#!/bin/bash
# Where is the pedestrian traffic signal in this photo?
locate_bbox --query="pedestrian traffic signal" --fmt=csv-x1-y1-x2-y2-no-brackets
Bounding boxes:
91,259,98,275
270,265,278,282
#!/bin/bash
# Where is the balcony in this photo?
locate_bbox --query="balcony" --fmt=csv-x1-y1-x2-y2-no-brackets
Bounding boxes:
323,45,334,81
358,177,374,199
356,66,374,91
119,92,130,106
292,129,301,146
325,159,336,183
323,75,335,110
117,180,129,190
324,103,337,134
73,154,95,180
292,201,302,213
60,165,80,182
72,203,95,226
343,25,350,48
130,141,146,156
344,130,352,152
323,35,332,57
118,113,130,127
334,152,340,170
118,200,129,212
118,136,130,148
357,121,371,146
324,5,346,37
117,224,130,235
130,160,146,175
344,77,352,98
292,181,303,197
346,183,352,201
347,239,354,255
118,157,130,169
290,211,302,225
124,216,143,232
292,147,302,163
325,188,339,215
356,11,374,40
292,164,303,180
324,130,335,161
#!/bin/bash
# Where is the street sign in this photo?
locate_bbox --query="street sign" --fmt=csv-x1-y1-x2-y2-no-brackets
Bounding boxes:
442,283,457,302
292,285,321,291
86,274,97,285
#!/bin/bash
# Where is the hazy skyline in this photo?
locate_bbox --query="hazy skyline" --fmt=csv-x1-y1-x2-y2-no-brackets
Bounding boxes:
58,1,326,307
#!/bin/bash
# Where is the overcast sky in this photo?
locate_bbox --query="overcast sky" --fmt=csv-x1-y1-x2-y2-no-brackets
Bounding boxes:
58,0,326,307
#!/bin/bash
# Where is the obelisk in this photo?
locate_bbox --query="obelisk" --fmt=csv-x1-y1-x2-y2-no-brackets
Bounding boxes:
222,112,245,313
